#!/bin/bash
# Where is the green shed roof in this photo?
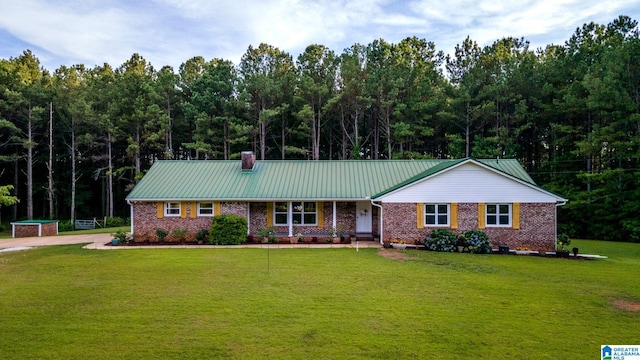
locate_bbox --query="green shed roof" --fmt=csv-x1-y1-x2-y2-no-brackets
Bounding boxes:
125,158,536,201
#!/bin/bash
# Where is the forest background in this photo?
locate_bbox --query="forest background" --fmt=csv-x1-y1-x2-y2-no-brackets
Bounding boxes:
0,15,638,242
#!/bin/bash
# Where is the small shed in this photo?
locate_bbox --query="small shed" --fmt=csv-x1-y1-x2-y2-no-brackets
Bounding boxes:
11,220,59,238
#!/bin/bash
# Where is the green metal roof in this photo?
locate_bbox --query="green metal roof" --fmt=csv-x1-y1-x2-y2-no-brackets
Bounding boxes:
126,158,537,201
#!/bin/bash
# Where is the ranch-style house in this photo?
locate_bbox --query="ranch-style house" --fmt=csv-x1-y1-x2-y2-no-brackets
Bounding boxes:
125,152,567,250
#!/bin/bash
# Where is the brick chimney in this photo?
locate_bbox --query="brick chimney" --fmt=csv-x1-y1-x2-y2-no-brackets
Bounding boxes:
241,151,255,171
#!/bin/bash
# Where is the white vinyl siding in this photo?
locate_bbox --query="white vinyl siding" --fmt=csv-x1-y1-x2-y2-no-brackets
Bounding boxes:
377,162,561,203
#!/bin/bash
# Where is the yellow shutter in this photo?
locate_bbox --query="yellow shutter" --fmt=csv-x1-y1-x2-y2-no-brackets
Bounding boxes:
317,202,324,227
513,202,520,229
214,201,221,216
157,202,164,218
180,202,187,218
416,203,424,229
450,203,458,229
266,202,273,227
478,203,485,229
190,202,197,219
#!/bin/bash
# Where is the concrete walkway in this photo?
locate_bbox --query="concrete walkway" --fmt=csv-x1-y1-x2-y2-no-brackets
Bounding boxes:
0,233,112,251
0,233,381,251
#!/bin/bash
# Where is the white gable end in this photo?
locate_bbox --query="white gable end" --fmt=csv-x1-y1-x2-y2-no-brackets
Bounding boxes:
377,162,563,203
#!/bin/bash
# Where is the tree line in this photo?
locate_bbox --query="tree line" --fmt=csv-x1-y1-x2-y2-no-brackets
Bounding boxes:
0,15,638,241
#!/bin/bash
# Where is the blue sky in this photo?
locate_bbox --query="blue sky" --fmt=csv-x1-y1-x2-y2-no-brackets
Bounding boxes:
1,0,639,72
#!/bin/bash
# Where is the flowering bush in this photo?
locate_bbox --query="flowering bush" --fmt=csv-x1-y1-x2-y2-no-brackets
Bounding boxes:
463,230,491,254
556,233,571,250
425,229,457,252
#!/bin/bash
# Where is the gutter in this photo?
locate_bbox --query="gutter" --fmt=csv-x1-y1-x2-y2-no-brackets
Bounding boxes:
126,199,134,236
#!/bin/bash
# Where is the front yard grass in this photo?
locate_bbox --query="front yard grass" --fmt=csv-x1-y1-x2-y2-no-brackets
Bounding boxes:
0,239,638,359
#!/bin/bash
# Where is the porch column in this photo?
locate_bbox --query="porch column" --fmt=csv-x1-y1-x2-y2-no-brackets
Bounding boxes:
246,202,251,234
332,201,337,233
288,201,293,236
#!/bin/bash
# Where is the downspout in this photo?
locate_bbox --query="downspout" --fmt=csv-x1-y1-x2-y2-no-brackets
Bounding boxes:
370,199,383,245
127,200,134,236
555,200,567,250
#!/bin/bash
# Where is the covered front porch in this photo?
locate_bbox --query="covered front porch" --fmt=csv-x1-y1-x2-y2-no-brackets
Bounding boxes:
246,200,380,242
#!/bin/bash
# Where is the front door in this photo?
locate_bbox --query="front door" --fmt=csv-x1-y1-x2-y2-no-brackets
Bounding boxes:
355,201,372,234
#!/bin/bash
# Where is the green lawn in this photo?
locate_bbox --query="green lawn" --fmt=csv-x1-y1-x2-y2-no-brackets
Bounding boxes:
0,225,130,239
0,239,638,359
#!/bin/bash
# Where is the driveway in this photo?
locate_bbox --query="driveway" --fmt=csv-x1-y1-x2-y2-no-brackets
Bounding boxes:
0,233,112,251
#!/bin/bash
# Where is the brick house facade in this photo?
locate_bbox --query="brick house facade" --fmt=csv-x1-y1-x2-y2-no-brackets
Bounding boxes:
127,156,566,248
382,202,557,250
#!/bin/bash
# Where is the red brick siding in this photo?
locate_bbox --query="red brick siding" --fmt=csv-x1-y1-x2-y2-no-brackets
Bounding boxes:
12,222,58,238
221,202,248,217
382,202,557,250
383,203,429,242
249,202,358,236
41,222,58,236
132,202,215,241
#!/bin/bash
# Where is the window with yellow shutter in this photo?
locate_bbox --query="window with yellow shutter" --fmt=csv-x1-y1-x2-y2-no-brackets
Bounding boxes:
424,203,450,226
164,202,181,217
485,203,512,227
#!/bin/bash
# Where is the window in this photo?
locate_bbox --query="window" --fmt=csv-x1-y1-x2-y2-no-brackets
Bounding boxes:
273,201,317,226
198,202,214,216
165,202,180,217
486,204,511,226
274,202,288,225
425,204,449,226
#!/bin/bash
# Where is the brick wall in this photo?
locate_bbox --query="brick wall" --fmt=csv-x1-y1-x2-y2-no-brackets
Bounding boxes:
382,202,557,250
132,202,215,241
383,203,430,242
41,222,58,236
12,222,58,238
134,201,364,241
14,224,39,238
249,201,358,236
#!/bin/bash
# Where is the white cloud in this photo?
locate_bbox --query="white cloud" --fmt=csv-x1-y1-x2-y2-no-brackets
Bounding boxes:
0,0,638,70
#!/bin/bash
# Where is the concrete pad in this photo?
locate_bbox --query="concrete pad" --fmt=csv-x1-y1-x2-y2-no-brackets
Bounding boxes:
0,246,32,253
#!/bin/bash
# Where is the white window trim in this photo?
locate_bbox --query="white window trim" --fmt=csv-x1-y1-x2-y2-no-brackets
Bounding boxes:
425,203,450,227
164,202,181,217
198,202,214,217
273,201,318,226
485,203,512,227
274,202,289,226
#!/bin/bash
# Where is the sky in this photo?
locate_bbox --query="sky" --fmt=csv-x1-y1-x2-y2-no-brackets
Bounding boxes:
0,0,639,72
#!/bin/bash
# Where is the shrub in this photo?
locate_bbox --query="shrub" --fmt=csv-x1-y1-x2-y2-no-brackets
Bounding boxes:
463,230,491,254
210,214,248,245
556,233,571,250
171,227,188,242
155,228,168,242
425,229,457,252
195,229,209,243
112,230,129,244
257,226,277,243
106,217,129,228
57,220,74,232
